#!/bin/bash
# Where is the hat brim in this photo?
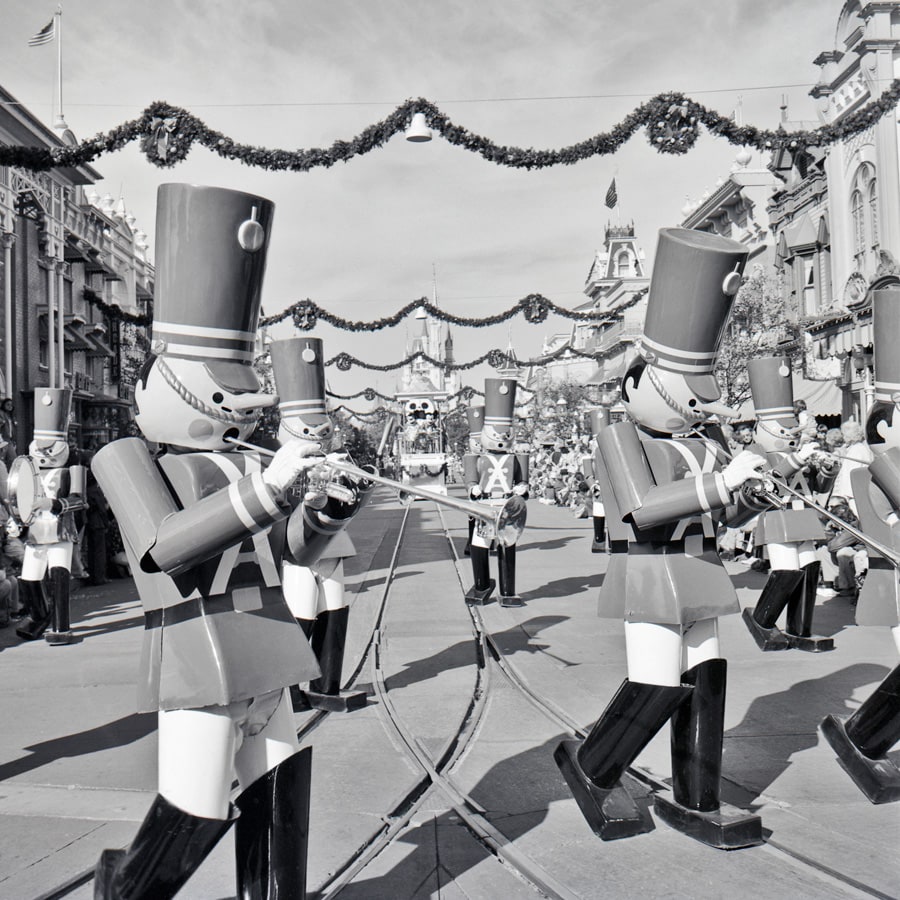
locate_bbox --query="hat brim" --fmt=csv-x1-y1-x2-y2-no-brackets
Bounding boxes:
685,372,722,403
206,360,262,393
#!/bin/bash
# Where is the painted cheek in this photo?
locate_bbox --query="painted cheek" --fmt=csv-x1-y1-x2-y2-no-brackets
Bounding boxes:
188,419,215,440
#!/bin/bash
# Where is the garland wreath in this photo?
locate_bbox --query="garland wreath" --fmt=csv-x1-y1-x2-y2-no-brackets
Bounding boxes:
324,343,599,372
81,287,646,333
267,293,617,330
4,88,900,172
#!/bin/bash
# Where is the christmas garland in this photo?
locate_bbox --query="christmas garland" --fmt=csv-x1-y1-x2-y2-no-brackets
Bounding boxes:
266,293,617,330
325,343,599,372
5,86,900,173
83,288,151,326
81,287,637,334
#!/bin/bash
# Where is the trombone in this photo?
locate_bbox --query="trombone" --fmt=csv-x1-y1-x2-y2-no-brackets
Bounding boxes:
226,437,527,547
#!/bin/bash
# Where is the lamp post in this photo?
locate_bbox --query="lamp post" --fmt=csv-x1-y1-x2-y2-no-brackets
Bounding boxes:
1,232,15,399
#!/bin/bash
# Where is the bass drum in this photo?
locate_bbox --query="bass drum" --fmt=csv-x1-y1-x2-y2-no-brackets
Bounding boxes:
8,455,43,526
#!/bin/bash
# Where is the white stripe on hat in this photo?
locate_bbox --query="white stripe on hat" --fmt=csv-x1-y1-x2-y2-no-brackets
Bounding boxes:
163,343,255,362
154,321,257,342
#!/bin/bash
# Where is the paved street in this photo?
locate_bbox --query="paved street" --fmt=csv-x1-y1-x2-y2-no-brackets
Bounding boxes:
0,489,897,899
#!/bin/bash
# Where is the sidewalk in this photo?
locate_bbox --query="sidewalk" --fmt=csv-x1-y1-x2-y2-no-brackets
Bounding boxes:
0,494,896,899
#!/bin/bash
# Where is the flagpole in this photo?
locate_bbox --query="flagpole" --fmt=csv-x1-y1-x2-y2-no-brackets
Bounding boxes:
54,6,64,129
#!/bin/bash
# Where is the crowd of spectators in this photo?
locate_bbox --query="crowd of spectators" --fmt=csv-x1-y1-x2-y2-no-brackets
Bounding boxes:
718,405,871,603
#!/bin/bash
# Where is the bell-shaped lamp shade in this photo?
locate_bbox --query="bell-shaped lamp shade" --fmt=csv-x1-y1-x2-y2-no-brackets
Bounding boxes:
405,112,432,143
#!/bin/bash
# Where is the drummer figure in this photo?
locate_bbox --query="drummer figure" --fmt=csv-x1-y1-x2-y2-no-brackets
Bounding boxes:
14,388,86,644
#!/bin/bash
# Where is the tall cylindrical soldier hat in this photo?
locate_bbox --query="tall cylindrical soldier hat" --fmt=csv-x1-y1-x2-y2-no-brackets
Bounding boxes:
151,183,275,392
483,378,517,431
33,388,72,447
639,228,748,401
747,356,797,427
269,337,328,427
586,407,610,436
466,405,484,439
872,287,900,403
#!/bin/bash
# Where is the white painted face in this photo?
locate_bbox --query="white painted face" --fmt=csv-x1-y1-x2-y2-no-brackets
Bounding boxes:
29,439,68,469
134,356,275,450
481,422,514,452
276,413,333,448
753,418,799,453
621,360,707,434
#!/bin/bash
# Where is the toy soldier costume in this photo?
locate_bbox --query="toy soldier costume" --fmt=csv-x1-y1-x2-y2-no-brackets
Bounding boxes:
91,184,329,899
582,407,610,553
272,336,374,713
461,405,484,556
14,388,86,644
740,355,838,652
465,379,528,607
555,228,766,849
821,287,900,802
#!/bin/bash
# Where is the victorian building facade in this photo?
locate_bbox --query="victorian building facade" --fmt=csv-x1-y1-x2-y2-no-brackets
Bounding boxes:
780,0,900,422
0,84,153,451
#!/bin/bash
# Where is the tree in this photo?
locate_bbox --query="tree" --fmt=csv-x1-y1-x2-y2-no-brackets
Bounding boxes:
715,267,801,410
530,378,594,448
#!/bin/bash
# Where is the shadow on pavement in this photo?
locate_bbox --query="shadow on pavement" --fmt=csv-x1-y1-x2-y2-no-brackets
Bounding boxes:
725,662,889,800
0,712,156,781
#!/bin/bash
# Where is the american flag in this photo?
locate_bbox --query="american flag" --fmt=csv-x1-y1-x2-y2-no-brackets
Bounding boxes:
28,20,55,47
605,178,617,209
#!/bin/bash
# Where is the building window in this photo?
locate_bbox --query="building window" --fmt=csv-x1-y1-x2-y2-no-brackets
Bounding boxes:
851,163,877,273
615,251,631,278
801,255,817,317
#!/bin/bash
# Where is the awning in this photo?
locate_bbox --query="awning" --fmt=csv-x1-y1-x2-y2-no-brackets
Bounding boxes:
794,376,844,416
736,376,844,421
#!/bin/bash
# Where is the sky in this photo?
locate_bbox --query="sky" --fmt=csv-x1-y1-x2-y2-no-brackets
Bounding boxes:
1,0,843,408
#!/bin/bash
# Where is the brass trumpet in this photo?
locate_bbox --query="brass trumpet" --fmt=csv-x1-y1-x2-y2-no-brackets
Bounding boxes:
226,437,527,547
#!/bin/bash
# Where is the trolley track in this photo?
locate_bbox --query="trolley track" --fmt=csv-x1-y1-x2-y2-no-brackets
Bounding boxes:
33,490,897,899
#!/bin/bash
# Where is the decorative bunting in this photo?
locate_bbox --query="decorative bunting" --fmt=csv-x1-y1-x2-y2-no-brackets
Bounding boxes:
4,88,900,173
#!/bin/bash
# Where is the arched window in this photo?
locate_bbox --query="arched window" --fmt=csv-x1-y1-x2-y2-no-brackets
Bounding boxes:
615,250,631,278
850,163,877,273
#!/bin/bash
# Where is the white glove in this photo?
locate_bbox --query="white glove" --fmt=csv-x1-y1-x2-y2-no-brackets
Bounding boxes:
722,450,768,491
513,483,529,496
795,441,820,462
262,440,324,495
470,485,483,498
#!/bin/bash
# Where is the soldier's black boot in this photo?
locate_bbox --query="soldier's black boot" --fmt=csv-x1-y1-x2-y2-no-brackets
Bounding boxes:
785,560,834,651
497,544,522,608
554,679,691,840
465,545,495,605
654,659,762,848
741,569,803,651
305,607,367,712
15,578,52,641
290,617,315,712
235,748,312,900
94,794,235,900
45,566,75,645
463,517,475,556
821,663,900,803
592,516,606,553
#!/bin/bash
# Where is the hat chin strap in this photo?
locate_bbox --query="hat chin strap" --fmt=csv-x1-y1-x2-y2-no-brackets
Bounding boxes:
646,364,706,425
156,356,258,426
